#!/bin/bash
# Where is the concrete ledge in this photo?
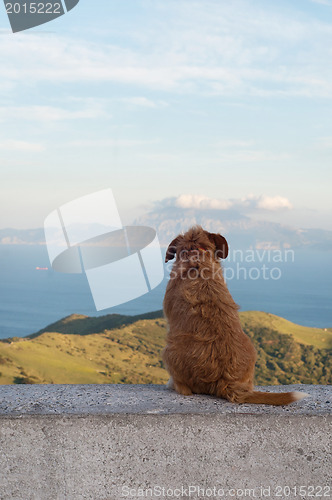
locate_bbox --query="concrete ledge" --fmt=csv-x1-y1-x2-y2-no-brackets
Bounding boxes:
0,384,331,499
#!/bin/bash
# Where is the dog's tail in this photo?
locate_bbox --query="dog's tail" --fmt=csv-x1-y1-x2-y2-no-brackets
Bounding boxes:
237,390,309,406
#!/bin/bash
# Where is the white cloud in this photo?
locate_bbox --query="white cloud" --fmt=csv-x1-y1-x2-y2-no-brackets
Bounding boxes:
1,2,332,97
310,0,331,5
250,194,293,211
0,105,108,122
175,194,232,210
161,193,293,212
316,136,332,148
217,140,255,148
119,97,168,108
0,140,44,152
218,150,290,163
67,139,158,148
214,139,291,163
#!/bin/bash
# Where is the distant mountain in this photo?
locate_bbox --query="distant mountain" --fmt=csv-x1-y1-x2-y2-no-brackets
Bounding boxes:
135,206,332,250
28,309,164,338
0,310,330,385
0,228,45,245
2,208,332,250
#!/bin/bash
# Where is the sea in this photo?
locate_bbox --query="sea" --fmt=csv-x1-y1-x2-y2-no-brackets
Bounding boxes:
0,244,331,339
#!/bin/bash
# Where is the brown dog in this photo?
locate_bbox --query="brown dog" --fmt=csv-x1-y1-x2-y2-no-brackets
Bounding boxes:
162,226,308,405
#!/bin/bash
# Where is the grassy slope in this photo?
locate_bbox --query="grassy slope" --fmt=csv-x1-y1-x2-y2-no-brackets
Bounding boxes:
0,318,168,385
0,311,330,385
28,309,164,338
240,311,332,349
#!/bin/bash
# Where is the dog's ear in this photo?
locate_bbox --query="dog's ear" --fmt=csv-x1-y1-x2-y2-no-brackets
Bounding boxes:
207,232,229,259
165,236,180,263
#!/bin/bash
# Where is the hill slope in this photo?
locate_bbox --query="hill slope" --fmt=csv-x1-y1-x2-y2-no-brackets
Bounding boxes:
27,309,332,349
240,311,332,349
28,309,164,338
0,311,330,386
0,318,167,385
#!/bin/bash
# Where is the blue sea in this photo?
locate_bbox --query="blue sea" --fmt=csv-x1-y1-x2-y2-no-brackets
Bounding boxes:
0,244,331,339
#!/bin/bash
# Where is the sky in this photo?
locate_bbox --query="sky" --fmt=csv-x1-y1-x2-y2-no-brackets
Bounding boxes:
1,0,332,230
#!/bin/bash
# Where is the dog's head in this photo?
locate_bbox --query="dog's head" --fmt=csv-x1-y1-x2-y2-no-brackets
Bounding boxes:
165,225,228,263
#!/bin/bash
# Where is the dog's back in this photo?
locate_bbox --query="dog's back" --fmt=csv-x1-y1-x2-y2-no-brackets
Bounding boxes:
163,226,308,405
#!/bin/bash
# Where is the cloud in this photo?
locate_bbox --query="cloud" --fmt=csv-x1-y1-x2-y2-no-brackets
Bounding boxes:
0,140,44,152
0,105,108,122
316,136,332,148
67,139,158,148
1,2,332,98
251,194,293,211
217,150,290,163
216,140,255,148
159,194,293,212
141,139,291,166
175,194,232,210
119,97,168,108
310,0,331,5
214,139,291,163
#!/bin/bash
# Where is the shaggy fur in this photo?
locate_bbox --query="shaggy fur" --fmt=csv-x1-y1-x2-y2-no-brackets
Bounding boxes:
162,226,308,405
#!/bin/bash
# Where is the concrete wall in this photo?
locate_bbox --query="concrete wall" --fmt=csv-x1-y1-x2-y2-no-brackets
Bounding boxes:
0,384,330,500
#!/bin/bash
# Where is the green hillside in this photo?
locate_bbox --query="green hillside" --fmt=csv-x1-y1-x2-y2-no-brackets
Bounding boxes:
0,311,330,386
0,317,167,385
28,309,164,338
240,311,332,349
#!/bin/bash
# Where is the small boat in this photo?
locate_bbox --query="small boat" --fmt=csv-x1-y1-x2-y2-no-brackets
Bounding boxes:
35,267,49,271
